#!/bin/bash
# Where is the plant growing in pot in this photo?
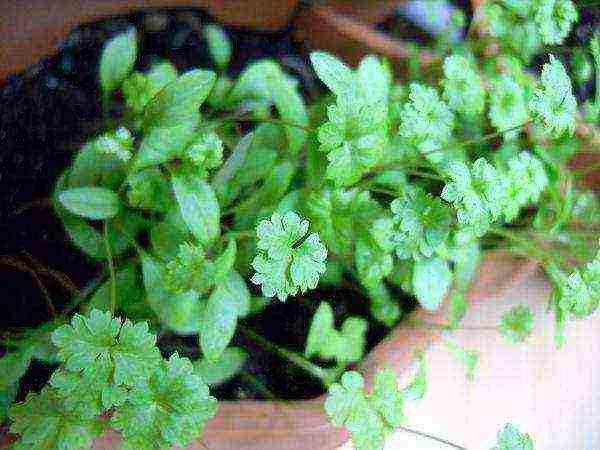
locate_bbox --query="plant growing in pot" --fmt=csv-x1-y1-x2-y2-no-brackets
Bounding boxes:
1,2,599,449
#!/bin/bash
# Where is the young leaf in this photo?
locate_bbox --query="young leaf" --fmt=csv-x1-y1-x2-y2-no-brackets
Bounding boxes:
355,237,393,288
305,302,367,365
399,83,454,154
492,423,534,450
205,24,232,70
200,271,250,363
402,351,427,400
310,51,355,97
529,55,577,138
442,54,485,117
58,187,120,220
51,309,161,387
499,305,534,343
99,27,137,95
142,69,216,131
172,173,221,246
111,353,218,449
251,211,327,301
0,351,31,391
367,282,401,327
133,121,197,170
194,347,248,387
412,257,452,311
324,369,404,450
9,387,104,450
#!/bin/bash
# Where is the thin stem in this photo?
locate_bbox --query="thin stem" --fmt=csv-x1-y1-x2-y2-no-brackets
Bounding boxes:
238,325,333,387
490,226,564,268
422,121,531,157
407,169,445,181
103,221,117,315
398,425,467,449
236,116,315,133
240,371,279,401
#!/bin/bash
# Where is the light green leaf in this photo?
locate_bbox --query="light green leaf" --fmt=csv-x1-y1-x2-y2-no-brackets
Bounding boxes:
58,187,120,220
357,55,390,105
205,24,232,70
142,69,216,131
367,282,401,327
412,257,452,311
172,173,221,246
499,305,534,344
100,28,137,95
402,351,427,400
133,121,197,170
194,347,248,386
492,423,534,450
310,52,355,97
0,351,31,390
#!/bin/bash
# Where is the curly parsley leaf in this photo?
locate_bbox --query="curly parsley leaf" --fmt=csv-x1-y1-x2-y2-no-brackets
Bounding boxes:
51,309,161,388
325,370,404,450
529,55,577,138
412,257,453,311
491,423,534,450
499,305,534,343
534,0,577,46
251,211,327,301
386,185,452,260
111,353,218,450
9,387,104,450
442,54,485,117
305,302,367,365
399,83,455,154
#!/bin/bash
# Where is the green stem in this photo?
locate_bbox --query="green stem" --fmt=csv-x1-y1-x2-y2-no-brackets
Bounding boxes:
422,121,531,157
103,221,117,315
490,226,565,268
238,325,334,387
407,169,445,181
240,371,279,401
398,425,467,450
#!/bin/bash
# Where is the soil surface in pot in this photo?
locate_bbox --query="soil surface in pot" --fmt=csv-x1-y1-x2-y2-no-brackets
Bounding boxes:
0,7,415,414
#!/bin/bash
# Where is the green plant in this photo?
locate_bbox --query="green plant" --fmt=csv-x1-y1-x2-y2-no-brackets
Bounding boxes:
2,2,599,448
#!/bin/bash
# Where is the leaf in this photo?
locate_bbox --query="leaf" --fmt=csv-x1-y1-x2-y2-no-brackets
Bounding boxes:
450,240,481,292
0,351,31,391
51,309,161,387
142,69,216,131
0,382,18,423
367,282,401,327
194,347,248,386
305,302,367,365
355,238,393,288
412,257,452,311
491,423,534,450
310,52,355,97
251,211,327,301
133,121,197,170
200,272,249,362
324,369,404,450
141,254,204,334
99,28,137,95
58,187,120,220
357,55,391,105
402,351,427,400
9,387,104,450
172,173,221,246
111,353,218,450
448,292,468,329
499,305,534,343
205,24,232,70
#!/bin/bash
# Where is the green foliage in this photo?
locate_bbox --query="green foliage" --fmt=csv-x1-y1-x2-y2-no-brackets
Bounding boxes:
534,0,577,46
557,248,600,319
58,187,121,220
402,351,427,400
251,211,327,301
442,55,486,117
488,75,529,135
399,83,455,154
9,310,217,450
499,305,534,343
205,24,232,70
491,423,534,450
325,370,404,450
412,257,453,311
110,353,218,449
529,55,577,137
305,302,367,365
100,28,137,95
381,185,452,260
194,347,248,386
